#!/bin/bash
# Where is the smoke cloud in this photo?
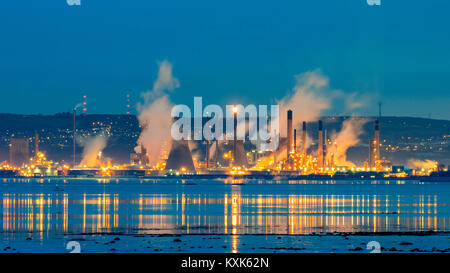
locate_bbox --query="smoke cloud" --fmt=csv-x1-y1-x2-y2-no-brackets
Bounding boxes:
74,102,84,111
277,70,331,136
136,60,179,166
277,70,369,137
407,159,438,170
328,117,369,167
79,135,108,167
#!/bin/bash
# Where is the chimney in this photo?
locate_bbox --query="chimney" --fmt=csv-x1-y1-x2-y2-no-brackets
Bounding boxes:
293,129,297,152
302,122,307,154
374,119,380,165
287,110,293,158
318,120,324,169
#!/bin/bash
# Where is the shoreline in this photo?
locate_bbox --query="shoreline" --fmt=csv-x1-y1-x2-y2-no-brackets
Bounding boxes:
2,232,449,253
2,175,449,182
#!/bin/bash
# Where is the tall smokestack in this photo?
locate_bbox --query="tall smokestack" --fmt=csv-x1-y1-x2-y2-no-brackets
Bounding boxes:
287,110,293,158
318,120,323,169
302,122,307,154
369,138,375,168
293,129,297,152
374,119,380,164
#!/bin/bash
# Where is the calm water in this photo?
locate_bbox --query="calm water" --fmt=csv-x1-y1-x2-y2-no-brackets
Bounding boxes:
1,178,449,240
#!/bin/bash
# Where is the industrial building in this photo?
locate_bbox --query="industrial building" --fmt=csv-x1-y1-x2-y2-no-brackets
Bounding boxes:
130,144,149,165
9,138,29,167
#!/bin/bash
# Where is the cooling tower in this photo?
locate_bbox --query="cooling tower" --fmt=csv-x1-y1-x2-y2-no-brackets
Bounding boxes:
165,117,196,171
166,139,196,171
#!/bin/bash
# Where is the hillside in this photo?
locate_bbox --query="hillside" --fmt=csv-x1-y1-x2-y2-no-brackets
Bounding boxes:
0,113,448,166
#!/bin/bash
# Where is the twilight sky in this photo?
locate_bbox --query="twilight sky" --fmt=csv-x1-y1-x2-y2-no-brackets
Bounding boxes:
0,0,449,119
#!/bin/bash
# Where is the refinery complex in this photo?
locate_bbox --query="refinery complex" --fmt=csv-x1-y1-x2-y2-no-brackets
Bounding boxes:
0,109,448,181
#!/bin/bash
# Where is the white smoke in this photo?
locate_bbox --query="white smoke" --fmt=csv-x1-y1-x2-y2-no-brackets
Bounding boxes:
407,159,438,170
277,70,370,137
278,70,331,135
299,132,314,152
188,141,202,162
74,102,84,110
328,117,369,167
79,135,108,167
136,60,179,166
209,141,217,161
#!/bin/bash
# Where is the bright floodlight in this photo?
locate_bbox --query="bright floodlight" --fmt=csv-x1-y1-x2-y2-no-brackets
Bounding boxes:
232,106,238,113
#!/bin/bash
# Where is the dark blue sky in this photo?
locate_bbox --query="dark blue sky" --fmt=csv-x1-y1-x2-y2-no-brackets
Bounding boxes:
1,0,449,119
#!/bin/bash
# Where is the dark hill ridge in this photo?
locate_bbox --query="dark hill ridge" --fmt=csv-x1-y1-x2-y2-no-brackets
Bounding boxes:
0,113,448,166
0,113,139,164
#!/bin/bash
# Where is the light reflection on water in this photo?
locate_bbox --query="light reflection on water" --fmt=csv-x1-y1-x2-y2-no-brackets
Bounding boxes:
1,178,449,241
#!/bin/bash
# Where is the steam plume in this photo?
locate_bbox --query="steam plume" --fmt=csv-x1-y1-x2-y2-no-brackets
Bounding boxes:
407,159,438,170
277,70,331,136
136,60,179,166
328,117,368,167
79,135,108,167
277,70,369,136
74,102,84,110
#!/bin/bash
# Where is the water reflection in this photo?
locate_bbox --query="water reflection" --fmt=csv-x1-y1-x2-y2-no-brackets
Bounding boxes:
1,190,447,241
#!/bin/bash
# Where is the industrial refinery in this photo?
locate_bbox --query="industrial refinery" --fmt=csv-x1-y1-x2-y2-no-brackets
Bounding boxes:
1,109,447,181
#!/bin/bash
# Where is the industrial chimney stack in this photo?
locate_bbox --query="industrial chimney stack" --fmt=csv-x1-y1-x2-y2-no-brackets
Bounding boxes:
302,122,307,154
318,120,324,169
293,129,297,152
374,120,380,162
287,110,293,158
